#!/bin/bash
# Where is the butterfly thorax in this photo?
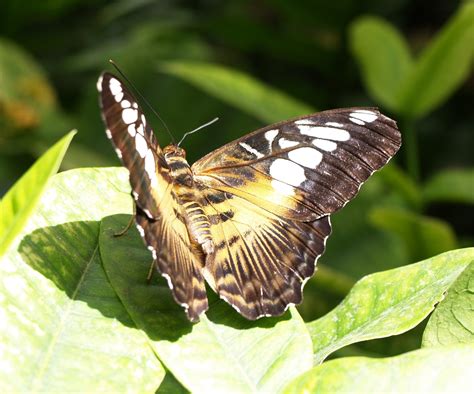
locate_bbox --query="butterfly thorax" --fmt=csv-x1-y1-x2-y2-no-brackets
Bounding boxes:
163,145,214,255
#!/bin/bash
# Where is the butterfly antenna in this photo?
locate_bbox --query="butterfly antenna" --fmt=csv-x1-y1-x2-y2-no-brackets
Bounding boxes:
178,117,219,147
109,59,176,144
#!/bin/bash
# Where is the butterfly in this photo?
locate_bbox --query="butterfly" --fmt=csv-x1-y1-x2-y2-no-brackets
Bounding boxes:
97,72,401,322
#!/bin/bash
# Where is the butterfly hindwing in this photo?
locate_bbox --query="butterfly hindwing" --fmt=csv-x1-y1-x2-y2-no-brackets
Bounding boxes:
135,193,208,322
98,72,208,320
200,188,331,319
193,108,401,221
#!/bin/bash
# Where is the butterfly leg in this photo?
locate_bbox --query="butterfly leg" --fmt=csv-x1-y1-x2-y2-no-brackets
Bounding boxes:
114,203,136,237
146,259,157,283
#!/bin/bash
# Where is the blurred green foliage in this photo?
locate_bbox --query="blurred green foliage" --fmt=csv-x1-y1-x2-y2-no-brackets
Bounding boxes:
0,0,473,390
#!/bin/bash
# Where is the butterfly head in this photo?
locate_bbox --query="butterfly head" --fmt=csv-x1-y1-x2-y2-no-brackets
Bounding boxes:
163,144,186,159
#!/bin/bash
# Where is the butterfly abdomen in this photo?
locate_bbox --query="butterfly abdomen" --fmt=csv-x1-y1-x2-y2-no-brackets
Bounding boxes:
163,145,215,255
183,201,214,255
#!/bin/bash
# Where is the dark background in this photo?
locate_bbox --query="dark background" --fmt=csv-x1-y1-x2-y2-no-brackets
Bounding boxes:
1,0,472,358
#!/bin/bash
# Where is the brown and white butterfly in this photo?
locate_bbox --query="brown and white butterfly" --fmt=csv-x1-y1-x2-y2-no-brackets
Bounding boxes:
98,72,401,322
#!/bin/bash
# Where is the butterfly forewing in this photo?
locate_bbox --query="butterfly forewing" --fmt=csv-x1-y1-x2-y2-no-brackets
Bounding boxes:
193,108,401,221
98,72,169,219
98,72,208,321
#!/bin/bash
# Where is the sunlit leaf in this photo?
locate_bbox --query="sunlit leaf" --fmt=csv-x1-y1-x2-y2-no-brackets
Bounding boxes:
422,262,474,347
284,344,474,393
0,131,75,257
349,16,413,111
159,61,314,124
423,168,474,205
369,207,457,262
398,2,474,118
307,248,473,364
100,214,313,394
0,168,164,392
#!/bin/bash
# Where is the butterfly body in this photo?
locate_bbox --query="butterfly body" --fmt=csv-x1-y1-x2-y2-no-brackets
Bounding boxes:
98,72,401,322
162,145,214,255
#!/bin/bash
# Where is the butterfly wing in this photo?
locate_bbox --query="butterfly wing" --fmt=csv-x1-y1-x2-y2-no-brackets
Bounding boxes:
193,108,400,317
200,188,331,319
98,72,208,321
193,108,401,221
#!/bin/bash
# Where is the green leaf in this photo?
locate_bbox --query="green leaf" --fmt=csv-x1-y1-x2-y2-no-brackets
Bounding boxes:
0,168,164,392
159,61,314,124
0,131,75,257
349,16,413,111
423,168,474,205
422,262,474,347
284,344,474,393
100,214,313,394
306,248,474,364
398,3,474,118
369,207,457,262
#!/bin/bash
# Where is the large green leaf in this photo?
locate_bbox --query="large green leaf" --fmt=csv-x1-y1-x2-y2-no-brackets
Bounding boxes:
423,168,474,205
306,248,474,364
100,214,313,394
0,131,75,257
284,344,474,393
369,207,457,262
349,16,413,111
398,2,474,118
0,168,164,392
422,262,474,347
159,61,315,124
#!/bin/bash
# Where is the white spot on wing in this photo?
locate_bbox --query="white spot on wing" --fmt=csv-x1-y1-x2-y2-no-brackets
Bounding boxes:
114,92,124,102
141,114,146,126
265,129,278,144
349,117,365,125
144,149,158,186
295,119,315,125
96,75,103,92
128,124,136,137
351,110,377,123
136,124,144,135
132,191,139,200
135,133,148,158
278,138,299,149
269,158,306,186
122,108,138,124
288,147,323,168
298,125,350,141
114,147,123,158
109,78,124,102
325,122,343,127
312,139,337,152
147,245,157,259
109,78,121,94
121,100,131,108
239,142,264,158
162,273,174,290
105,129,112,139
136,224,145,237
